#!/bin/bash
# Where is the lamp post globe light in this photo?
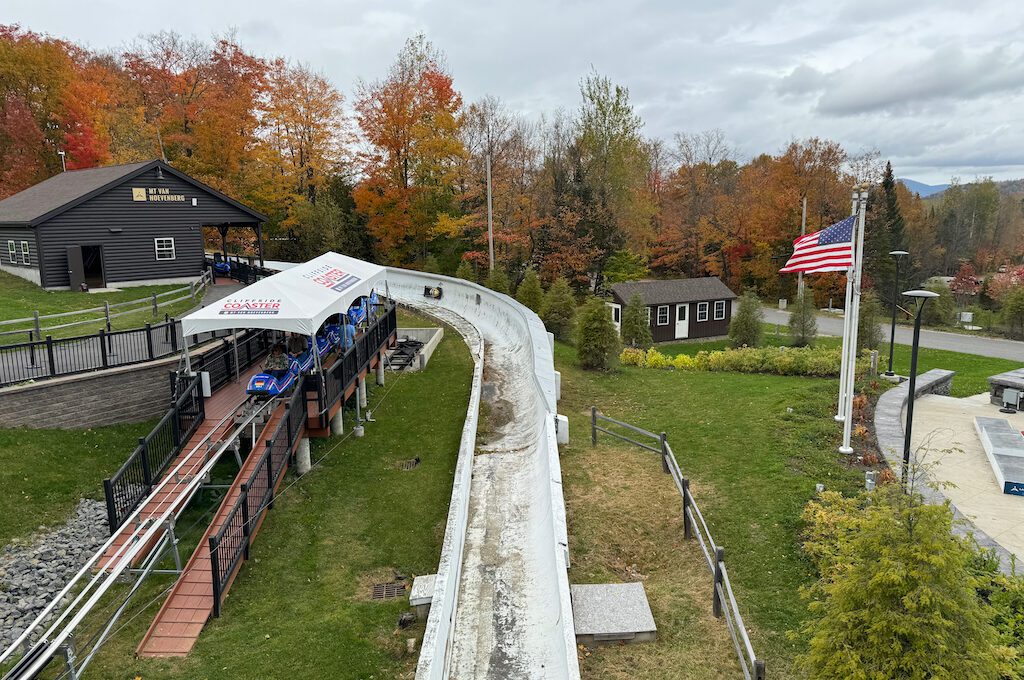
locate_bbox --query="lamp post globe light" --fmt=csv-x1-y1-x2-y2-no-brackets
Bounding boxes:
901,289,939,488
885,250,909,377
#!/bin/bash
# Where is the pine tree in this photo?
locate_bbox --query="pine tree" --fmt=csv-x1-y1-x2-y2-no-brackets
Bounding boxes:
455,259,475,282
542,277,577,342
789,290,818,347
881,161,906,252
576,297,620,370
620,293,652,349
515,269,544,313
856,290,883,352
484,268,510,295
728,290,764,348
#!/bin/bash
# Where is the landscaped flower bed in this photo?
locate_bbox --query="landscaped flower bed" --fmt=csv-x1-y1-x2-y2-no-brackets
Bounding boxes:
619,345,843,377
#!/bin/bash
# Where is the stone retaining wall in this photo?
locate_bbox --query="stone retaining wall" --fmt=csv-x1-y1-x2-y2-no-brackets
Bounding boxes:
873,369,1015,574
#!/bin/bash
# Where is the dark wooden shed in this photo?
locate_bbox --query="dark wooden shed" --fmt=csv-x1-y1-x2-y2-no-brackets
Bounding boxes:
0,160,266,290
609,278,737,343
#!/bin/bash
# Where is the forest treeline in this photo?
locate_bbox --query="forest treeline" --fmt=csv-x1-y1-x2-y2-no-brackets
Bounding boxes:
2,26,1022,301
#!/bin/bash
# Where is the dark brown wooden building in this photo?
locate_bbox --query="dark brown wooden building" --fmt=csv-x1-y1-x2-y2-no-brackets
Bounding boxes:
608,278,737,342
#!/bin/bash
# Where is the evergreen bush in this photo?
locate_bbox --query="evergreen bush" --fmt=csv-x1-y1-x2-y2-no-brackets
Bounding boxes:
484,268,510,295
455,259,475,282
620,293,653,349
728,290,764,348
515,269,543,313
856,290,883,352
576,297,620,370
542,277,577,342
789,290,818,347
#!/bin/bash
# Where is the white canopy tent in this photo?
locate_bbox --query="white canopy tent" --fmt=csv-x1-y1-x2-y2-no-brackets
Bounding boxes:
181,251,387,337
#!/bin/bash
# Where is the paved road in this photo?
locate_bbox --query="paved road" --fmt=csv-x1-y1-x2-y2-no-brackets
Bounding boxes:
763,307,1024,362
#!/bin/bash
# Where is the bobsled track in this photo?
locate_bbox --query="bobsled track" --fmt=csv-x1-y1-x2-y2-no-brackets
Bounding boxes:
387,269,579,680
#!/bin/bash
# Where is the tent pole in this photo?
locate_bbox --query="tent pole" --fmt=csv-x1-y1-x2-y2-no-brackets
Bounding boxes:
183,344,192,374
232,329,240,383
312,334,326,414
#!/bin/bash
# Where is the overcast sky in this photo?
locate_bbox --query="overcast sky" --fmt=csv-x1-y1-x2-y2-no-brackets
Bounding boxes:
9,0,1024,184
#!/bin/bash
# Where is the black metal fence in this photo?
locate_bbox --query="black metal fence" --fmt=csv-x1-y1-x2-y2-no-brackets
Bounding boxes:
209,384,306,617
591,408,766,680
188,329,273,395
317,304,397,421
206,255,276,286
102,377,206,532
0,319,234,387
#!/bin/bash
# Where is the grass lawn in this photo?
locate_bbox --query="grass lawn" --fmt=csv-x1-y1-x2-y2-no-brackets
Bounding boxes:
658,330,1020,398
77,310,471,679
0,422,155,546
0,270,198,339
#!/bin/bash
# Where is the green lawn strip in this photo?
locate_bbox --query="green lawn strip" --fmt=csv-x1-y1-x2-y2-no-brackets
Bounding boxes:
81,320,471,679
0,422,154,546
657,333,1019,398
555,342,864,675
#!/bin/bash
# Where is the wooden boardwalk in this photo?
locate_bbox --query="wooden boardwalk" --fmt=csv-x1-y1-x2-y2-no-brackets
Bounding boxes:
97,363,263,573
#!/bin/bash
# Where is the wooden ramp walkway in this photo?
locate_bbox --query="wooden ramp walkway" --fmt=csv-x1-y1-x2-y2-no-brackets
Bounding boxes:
137,403,291,657
98,364,263,573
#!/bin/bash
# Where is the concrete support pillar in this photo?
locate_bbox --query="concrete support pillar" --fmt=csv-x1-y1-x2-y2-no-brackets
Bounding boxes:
358,376,367,409
330,407,344,436
554,370,562,402
296,437,311,475
376,354,385,386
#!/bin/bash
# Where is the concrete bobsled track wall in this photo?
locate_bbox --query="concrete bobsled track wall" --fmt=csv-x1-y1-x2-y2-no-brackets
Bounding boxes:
386,269,579,680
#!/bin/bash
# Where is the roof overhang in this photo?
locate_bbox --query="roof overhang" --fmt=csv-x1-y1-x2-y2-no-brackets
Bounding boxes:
181,252,386,337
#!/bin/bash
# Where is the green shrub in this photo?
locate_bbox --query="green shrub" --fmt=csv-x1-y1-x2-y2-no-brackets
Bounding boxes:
576,297,620,370
621,293,653,349
515,269,543,313
789,290,818,347
542,277,577,342
618,345,842,377
1002,287,1024,339
484,268,510,295
620,347,646,367
920,283,956,326
857,290,883,352
645,347,670,368
729,290,764,348
455,259,476,282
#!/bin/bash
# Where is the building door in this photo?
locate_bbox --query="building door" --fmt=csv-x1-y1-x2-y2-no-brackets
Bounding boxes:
82,245,105,288
66,245,85,290
675,303,689,339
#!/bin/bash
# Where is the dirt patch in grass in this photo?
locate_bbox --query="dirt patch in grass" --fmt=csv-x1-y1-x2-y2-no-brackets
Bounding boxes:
565,441,741,679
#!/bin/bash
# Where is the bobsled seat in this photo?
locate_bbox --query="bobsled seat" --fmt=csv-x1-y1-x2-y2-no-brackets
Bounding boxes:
246,359,300,396
293,350,315,373
213,261,231,275
311,335,332,360
324,324,342,347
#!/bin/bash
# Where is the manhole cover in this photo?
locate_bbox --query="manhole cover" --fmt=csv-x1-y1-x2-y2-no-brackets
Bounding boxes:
372,582,406,600
398,457,420,471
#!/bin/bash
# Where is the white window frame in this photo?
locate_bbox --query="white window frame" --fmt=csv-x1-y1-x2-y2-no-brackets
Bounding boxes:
612,306,621,323
20,241,29,265
656,305,669,326
154,237,176,261
697,302,709,322
714,300,726,321
645,307,652,326
7,240,15,264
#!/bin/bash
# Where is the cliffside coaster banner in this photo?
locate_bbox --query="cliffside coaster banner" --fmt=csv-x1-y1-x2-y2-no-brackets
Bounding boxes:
302,265,361,294
219,299,281,316
132,187,187,202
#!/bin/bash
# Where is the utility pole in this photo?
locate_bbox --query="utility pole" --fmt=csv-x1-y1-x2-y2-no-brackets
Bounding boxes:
486,153,495,272
797,196,807,297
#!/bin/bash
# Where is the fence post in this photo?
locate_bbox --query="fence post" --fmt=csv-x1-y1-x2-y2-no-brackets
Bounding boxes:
164,314,170,344
170,318,178,352
28,329,36,367
33,310,41,341
266,440,275,509
682,478,692,539
240,485,251,560
660,431,670,474
104,301,111,332
139,438,152,487
98,330,109,368
151,294,158,315
145,323,155,360
45,335,56,376
171,401,181,447
190,281,197,302
102,479,118,534
591,407,597,446
754,660,765,680
712,546,725,618
209,536,222,618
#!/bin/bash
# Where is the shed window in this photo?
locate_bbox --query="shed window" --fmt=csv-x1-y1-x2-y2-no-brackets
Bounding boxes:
7,241,14,264
646,307,651,326
656,305,669,326
154,237,176,261
20,241,29,265
610,305,621,323
697,302,709,322
714,300,726,320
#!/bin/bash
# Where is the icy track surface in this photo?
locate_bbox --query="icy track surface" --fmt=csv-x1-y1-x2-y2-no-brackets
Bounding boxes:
387,269,578,680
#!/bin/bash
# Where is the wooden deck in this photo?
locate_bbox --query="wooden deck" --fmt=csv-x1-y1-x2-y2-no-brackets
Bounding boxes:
97,364,263,573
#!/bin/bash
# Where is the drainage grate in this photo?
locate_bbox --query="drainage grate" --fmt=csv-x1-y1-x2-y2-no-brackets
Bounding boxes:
399,457,421,471
372,582,407,600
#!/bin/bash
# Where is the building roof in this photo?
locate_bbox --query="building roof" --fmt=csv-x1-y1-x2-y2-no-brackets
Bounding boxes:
610,278,737,306
0,159,267,226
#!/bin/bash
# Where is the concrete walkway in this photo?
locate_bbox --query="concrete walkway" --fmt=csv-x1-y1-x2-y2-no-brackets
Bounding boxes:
764,307,1024,362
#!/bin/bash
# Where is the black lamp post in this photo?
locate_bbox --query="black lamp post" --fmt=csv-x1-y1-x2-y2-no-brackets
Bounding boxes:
901,289,939,487
885,250,909,377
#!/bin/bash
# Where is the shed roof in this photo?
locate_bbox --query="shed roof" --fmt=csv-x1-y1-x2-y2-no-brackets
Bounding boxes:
0,159,266,226
610,278,737,306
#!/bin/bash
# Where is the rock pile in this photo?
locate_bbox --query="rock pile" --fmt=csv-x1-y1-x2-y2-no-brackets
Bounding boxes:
0,499,108,651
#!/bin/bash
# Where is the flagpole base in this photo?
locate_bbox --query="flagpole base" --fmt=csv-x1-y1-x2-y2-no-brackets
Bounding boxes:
834,414,845,422
838,445,854,455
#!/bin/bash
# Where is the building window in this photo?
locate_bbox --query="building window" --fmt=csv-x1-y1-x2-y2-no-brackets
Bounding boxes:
646,307,652,326
611,305,621,323
714,300,726,320
697,302,709,322
20,241,29,265
656,305,669,325
7,241,15,264
154,237,176,261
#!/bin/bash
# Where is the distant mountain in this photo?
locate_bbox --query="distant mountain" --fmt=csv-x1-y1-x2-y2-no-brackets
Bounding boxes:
898,178,950,197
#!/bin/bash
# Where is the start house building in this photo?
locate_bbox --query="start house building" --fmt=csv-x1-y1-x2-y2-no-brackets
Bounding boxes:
608,278,737,342
0,160,266,290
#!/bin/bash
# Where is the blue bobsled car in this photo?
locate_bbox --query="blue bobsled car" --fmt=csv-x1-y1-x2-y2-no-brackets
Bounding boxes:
246,358,300,397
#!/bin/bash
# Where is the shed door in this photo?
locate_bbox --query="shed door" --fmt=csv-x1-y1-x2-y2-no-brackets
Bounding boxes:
66,246,85,291
675,303,689,339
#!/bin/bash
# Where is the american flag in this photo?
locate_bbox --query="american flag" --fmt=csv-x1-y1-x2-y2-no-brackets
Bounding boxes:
779,215,856,273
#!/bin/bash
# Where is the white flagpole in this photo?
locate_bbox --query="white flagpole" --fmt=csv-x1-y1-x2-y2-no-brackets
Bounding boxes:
839,185,869,454
834,190,859,423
